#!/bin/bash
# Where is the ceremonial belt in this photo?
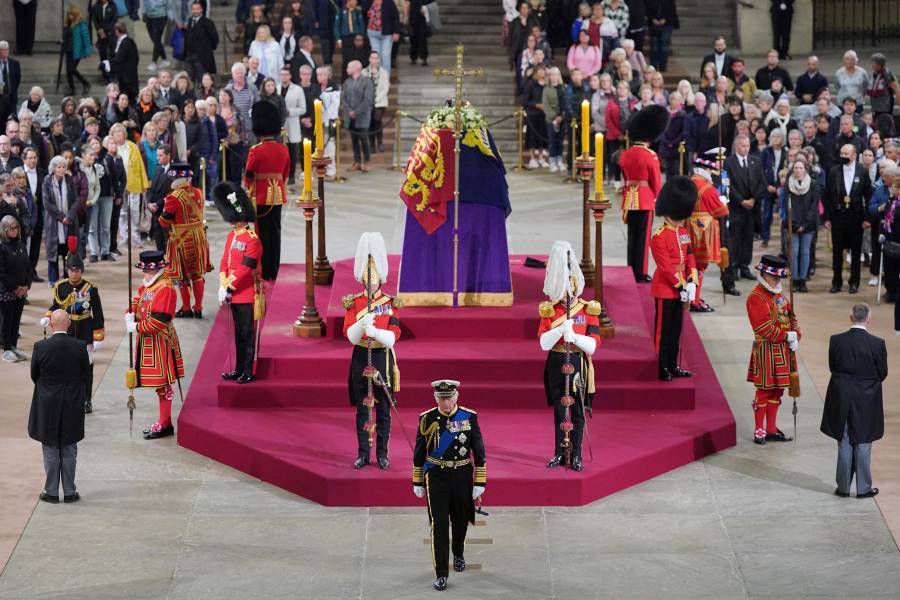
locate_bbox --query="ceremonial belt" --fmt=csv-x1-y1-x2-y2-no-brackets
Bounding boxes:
253,172,284,179
426,457,471,469
625,179,649,187
69,313,91,321
355,340,386,349
550,343,585,353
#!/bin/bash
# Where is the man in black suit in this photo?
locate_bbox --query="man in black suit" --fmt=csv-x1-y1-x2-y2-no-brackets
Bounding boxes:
770,0,794,59
107,22,139,101
12,0,37,55
146,144,173,251
824,144,872,294
23,146,46,282
0,41,21,125
28,310,91,504
91,0,119,72
820,303,887,499
184,1,219,84
754,49,793,92
700,36,734,80
724,134,766,281
294,36,318,83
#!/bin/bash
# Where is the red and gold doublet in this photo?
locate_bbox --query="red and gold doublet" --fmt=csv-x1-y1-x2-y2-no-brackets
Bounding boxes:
619,143,661,220
220,225,263,306
650,222,698,299
342,291,403,345
746,284,800,389
243,138,291,209
538,298,602,394
689,175,729,265
131,276,185,387
159,185,213,281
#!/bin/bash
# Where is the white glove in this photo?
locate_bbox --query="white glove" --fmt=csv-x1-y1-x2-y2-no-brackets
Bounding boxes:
719,194,729,205
362,313,376,328
786,331,799,351
563,319,575,334
563,328,576,344
472,485,485,499
218,286,228,305
413,486,425,498
686,282,697,302
39,316,50,328
102,60,110,72
364,325,378,339
124,313,137,333
679,290,689,303
92,340,103,351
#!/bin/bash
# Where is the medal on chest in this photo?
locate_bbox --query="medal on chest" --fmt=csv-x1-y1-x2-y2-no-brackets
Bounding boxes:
446,418,470,433
232,239,247,252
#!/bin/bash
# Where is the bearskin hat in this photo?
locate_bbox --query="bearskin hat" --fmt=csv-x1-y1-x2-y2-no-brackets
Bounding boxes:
213,182,256,224
626,104,670,143
655,176,697,221
251,100,282,138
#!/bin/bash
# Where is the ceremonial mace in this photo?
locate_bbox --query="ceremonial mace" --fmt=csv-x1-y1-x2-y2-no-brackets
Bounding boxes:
362,254,378,458
559,252,576,468
784,189,801,443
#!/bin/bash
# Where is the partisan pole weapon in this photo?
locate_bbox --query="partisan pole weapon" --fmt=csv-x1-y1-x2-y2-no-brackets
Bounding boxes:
125,191,137,436
784,186,801,443
361,254,377,461
716,105,730,305
559,251,576,469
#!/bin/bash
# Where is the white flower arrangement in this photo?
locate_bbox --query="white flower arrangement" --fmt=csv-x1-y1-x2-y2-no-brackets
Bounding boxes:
425,104,487,130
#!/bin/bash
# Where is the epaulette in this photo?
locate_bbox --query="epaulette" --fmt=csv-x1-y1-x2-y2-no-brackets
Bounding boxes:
457,405,477,415
539,300,556,318
419,406,438,417
341,293,361,309
652,223,667,237
391,295,404,309
585,300,602,316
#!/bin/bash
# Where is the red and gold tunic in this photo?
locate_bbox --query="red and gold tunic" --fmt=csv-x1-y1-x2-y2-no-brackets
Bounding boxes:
619,143,662,220
220,225,263,306
746,284,801,389
650,222,698,299
131,275,185,388
242,138,291,209
538,298,602,395
342,290,403,394
689,174,729,265
159,184,213,281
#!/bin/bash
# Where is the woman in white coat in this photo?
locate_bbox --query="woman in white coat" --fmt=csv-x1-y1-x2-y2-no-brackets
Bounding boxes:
248,25,283,79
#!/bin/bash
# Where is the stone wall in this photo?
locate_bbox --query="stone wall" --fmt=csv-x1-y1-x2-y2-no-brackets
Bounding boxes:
737,0,813,55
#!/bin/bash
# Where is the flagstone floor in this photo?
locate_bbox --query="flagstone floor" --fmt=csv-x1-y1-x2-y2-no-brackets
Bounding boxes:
1,168,898,599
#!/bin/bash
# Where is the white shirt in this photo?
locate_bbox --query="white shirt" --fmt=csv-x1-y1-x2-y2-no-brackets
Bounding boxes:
850,324,868,330
160,87,170,100
714,52,725,76
115,34,126,54
842,164,855,195
738,154,748,169
25,167,37,196
772,148,782,174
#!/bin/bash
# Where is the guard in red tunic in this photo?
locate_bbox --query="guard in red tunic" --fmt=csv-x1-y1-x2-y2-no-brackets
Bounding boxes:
746,255,800,444
214,182,263,384
650,176,699,381
342,232,402,470
538,241,601,472
125,250,185,440
688,155,730,312
159,163,212,318
243,101,291,282
619,104,668,283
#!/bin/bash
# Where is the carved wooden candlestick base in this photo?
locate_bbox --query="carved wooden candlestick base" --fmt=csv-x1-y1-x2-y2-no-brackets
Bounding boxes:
293,189,325,338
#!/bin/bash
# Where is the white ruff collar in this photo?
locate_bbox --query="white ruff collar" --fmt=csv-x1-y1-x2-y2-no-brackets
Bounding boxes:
757,272,782,294
143,270,164,288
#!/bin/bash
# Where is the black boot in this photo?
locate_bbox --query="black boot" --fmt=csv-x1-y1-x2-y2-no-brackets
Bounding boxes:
546,455,563,468
377,456,390,469
433,577,447,591
221,370,241,380
572,456,584,471
353,455,369,469
453,556,466,572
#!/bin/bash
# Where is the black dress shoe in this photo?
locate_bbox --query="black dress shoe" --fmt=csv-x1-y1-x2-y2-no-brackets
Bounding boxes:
658,368,673,382
672,367,692,378
857,488,879,499
39,492,58,504
222,370,241,380
236,373,256,384
64,492,80,503
765,429,792,442
377,456,390,470
434,577,447,591
453,556,466,572
723,286,741,296
193,310,203,319
572,457,584,471
740,268,755,280
830,285,842,294
175,309,193,318
84,401,93,414
144,424,175,440
353,455,369,469
636,274,653,283
546,455,563,468
834,488,850,498
753,435,766,445
848,284,859,294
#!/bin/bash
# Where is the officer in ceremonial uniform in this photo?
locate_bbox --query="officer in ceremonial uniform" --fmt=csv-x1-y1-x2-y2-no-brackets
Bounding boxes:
243,101,291,282
413,380,486,592
159,163,212,319
125,250,185,440
688,153,730,312
214,182,263,384
538,241,601,472
343,232,401,470
650,176,699,381
618,104,668,283
747,255,800,444
41,253,105,413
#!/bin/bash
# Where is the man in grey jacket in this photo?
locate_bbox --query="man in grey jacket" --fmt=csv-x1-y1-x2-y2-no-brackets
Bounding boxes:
342,60,373,172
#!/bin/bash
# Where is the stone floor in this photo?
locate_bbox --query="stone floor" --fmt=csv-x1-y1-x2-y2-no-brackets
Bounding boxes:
1,167,898,599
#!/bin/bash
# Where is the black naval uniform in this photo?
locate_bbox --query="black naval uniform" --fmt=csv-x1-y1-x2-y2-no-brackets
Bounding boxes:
413,405,486,580
48,278,105,406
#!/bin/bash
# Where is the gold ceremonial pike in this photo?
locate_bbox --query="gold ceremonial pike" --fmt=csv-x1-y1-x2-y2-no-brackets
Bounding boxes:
433,44,485,307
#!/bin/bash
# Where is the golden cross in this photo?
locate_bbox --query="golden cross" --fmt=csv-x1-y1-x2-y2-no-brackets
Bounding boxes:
433,44,485,135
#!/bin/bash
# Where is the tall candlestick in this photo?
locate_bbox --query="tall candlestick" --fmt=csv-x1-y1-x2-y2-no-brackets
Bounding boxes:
595,133,604,194
314,100,323,155
303,139,312,195
580,100,589,158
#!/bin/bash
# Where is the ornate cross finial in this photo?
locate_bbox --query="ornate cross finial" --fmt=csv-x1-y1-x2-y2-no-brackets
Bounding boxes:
433,44,485,134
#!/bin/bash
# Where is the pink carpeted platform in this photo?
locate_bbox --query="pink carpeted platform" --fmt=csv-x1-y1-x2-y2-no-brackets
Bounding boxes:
178,257,736,506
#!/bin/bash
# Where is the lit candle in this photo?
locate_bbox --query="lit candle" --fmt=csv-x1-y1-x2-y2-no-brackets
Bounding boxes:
595,133,604,194
303,138,312,195
314,100,323,155
580,100,589,158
